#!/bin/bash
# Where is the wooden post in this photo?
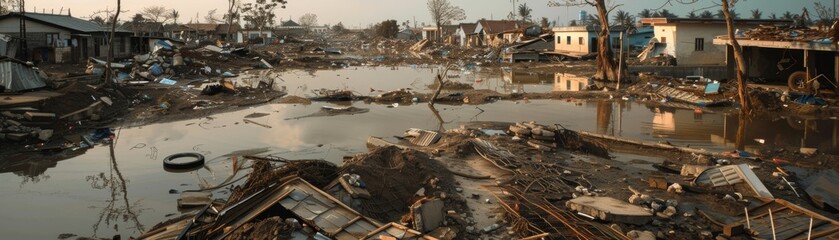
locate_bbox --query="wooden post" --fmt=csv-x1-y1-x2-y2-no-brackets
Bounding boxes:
745,207,751,229
808,217,813,240
617,31,624,90
769,208,777,240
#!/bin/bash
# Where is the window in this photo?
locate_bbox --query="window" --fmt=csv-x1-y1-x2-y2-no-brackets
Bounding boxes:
578,37,583,45
46,33,59,46
557,36,561,44
566,36,571,45
660,37,667,43
695,38,705,51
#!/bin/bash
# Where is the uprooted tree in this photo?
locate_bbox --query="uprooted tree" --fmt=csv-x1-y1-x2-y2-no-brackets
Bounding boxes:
427,0,466,43
550,0,626,82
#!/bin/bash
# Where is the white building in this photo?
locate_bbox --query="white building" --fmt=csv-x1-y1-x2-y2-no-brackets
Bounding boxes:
640,18,791,66
552,25,623,58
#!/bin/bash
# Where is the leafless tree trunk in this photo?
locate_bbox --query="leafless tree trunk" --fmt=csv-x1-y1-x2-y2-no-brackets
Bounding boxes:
591,0,625,82
226,0,239,43
721,0,750,114
104,0,120,87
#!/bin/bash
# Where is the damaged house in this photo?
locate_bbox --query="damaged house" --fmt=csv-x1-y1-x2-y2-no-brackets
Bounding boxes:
0,12,132,63
714,26,839,93
474,20,521,47
639,18,791,66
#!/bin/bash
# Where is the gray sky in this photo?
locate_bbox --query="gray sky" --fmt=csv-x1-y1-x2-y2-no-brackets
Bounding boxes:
23,0,832,28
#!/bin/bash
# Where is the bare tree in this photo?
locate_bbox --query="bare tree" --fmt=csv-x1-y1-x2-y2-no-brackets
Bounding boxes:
721,0,750,113
550,0,625,82
427,0,466,43
205,9,223,23
105,0,121,87
299,13,318,31
225,0,241,42
140,6,172,23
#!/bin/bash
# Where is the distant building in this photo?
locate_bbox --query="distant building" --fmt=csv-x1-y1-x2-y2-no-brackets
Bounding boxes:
627,26,654,49
474,20,520,46
396,28,418,40
422,25,458,44
640,18,791,66
0,12,132,63
552,25,623,58
276,20,305,37
309,25,329,34
454,23,477,47
123,21,165,37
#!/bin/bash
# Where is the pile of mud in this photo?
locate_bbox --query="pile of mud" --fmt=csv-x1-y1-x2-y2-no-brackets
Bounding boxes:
339,146,454,222
276,95,312,105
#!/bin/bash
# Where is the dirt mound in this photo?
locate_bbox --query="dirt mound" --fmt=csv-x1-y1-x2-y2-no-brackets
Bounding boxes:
276,95,312,105
427,81,474,90
339,146,454,222
226,159,338,205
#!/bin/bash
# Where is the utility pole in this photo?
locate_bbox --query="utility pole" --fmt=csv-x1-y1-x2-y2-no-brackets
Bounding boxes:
19,0,27,61
511,0,518,20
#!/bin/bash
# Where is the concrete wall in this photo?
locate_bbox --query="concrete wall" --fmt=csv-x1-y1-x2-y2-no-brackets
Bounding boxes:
673,24,727,66
653,25,678,57
655,23,766,66
554,30,595,54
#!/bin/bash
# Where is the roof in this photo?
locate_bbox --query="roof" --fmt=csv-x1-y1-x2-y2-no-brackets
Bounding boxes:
123,22,164,33
214,24,241,34
281,20,301,27
640,17,792,26
0,12,129,33
476,20,519,35
183,23,218,32
459,23,477,34
552,25,628,33
211,177,382,240
0,57,47,92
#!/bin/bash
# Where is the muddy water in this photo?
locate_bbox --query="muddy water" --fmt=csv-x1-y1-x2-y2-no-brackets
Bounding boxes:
234,66,557,95
2,68,838,239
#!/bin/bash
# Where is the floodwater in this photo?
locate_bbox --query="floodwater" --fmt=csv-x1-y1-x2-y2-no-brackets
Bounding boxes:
1,67,837,239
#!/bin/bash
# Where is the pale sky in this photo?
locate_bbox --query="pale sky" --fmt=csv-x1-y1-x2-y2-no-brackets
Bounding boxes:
22,0,834,28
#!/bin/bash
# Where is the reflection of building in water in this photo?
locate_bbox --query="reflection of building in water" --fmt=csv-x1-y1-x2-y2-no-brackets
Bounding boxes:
712,115,839,154
651,108,676,134
647,106,724,140
553,73,590,91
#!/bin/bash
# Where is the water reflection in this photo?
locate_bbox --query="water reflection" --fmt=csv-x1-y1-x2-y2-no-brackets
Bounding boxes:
553,73,591,91
87,143,145,237
589,100,839,154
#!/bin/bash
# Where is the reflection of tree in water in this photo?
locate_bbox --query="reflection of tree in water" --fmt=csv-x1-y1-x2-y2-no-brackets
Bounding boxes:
85,143,145,237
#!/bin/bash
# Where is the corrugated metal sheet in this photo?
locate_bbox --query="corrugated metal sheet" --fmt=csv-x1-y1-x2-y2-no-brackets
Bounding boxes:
410,130,441,147
0,60,47,92
694,164,774,199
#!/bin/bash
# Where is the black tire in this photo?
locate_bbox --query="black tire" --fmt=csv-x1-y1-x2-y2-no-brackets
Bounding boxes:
788,71,808,92
163,152,205,170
